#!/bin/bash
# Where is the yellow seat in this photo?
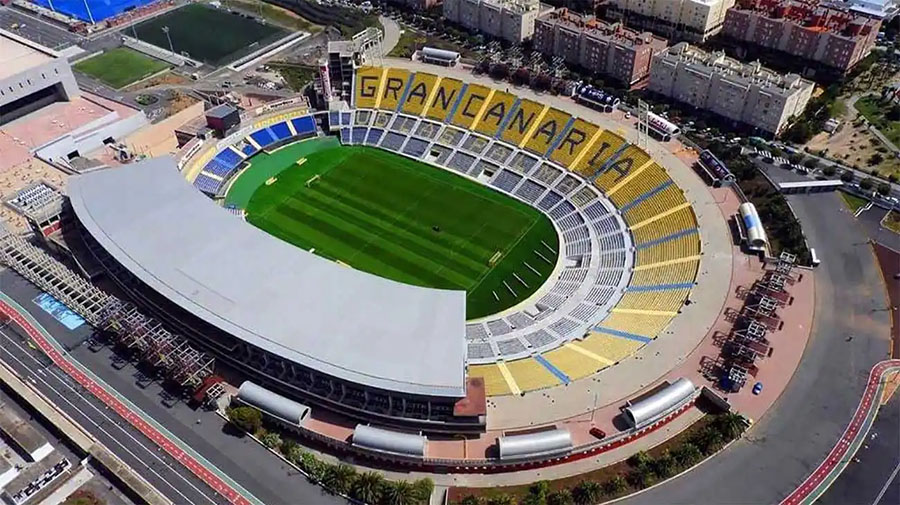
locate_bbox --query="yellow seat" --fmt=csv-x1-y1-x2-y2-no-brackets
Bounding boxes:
596,312,675,339
468,364,511,396
505,358,560,392
573,130,625,178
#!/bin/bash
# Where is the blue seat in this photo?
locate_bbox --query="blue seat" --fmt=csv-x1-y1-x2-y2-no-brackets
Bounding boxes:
291,116,316,136
250,128,275,147
270,122,291,140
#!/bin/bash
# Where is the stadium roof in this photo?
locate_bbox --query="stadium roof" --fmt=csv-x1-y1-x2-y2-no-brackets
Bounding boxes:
0,29,56,79
67,158,467,397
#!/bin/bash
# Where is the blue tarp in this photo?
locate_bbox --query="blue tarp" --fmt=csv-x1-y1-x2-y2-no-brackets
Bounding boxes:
32,293,85,330
31,0,157,23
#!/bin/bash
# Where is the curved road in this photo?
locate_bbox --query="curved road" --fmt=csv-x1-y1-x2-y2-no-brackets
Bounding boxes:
0,295,261,505
623,191,893,504
782,360,900,505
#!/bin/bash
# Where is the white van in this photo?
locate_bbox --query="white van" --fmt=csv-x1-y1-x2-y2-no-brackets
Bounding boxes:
810,248,821,267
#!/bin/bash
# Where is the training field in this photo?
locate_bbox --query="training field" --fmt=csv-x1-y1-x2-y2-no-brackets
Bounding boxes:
230,139,559,319
73,48,169,89
133,4,287,66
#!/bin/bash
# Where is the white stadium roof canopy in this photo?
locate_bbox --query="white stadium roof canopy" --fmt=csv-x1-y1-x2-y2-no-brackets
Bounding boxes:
67,157,467,397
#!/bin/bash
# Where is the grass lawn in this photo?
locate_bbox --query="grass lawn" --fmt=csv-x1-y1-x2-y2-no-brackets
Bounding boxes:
883,210,900,234
233,140,558,318
855,95,900,147
73,48,168,89
388,28,475,59
839,191,869,212
133,4,287,66
222,0,320,32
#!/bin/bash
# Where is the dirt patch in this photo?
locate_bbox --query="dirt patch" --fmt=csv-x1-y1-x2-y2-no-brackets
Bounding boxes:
125,71,192,91
804,99,900,179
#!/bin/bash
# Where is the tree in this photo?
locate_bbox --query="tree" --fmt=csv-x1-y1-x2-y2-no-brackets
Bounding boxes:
652,451,676,479
671,442,703,467
627,467,655,489
225,406,262,434
412,478,434,504
627,451,653,472
351,472,384,504
822,165,836,177
547,489,574,505
803,157,819,169
715,412,750,440
260,431,281,449
869,153,885,166
322,463,357,495
572,481,601,505
486,494,515,505
603,476,627,495
522,481,551,505
300,453,325,481
877,182,891,196
280,438,298,456
694,426,725,454
841,170,854,183
459,496,482,505
380,480,418,505
861,177,875,191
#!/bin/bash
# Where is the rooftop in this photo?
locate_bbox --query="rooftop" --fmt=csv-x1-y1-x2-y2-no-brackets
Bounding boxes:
539,9,667,47
0,29,56,79
67,158,468,398
733,0,880,35
659,42,814,93
0,92,141,173
0,402,50,456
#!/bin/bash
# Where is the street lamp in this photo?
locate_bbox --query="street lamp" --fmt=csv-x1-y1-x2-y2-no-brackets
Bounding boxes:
161,26,174,55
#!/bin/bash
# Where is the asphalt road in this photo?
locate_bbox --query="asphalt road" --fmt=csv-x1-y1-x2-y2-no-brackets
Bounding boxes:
819,392,900,505
0,318,227,505
1,271,345,505
622,191,893,504
0,6,82,50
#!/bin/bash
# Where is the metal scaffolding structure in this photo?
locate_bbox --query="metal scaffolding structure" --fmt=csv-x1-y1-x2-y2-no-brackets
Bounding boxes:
0,224,213,389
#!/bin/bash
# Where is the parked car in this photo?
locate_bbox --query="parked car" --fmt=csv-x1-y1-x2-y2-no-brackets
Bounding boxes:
589,427,606,439
752,382,763,395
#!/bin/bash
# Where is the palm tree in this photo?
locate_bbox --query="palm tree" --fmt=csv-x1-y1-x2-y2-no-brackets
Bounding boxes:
603,476,627,496
322,464,356,495
671,442,702,467
716,412,749,440
652,451,676,479
380,480,418,505
412,478,434,504
572,481,601,505
547,489,574,505
486,494,514,505
351,472,384,504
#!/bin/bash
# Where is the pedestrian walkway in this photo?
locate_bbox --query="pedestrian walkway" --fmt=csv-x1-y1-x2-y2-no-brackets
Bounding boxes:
0,293,263,505
780,360,900,505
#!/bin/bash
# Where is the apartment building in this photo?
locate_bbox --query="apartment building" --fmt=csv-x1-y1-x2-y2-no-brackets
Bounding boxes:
533,9,668,88
722,0,881,72
649,42,814,134
603,0,737,42
443,0,548,43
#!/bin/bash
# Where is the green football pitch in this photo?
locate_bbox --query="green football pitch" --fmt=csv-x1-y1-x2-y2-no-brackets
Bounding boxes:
133,4,287,66
226,138,559,319
73,48,169,89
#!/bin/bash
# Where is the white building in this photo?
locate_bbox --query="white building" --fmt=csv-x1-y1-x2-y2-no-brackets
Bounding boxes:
649,42,814,135
443,0,548,43
845,0,898,19
604,0,736,42
0,29,79,126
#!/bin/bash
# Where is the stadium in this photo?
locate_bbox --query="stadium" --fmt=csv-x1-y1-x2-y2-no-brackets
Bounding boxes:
48,64,720,462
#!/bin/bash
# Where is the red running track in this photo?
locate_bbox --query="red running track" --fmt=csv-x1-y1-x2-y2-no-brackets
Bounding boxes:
780,359,900,505
0,300,252,505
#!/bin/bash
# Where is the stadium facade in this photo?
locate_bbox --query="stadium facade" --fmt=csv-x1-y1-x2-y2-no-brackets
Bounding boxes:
59,64,701,437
